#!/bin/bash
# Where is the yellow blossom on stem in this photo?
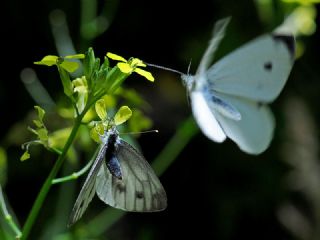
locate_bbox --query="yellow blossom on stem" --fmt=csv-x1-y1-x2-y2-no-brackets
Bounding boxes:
34,54,85,73
106,52,154,82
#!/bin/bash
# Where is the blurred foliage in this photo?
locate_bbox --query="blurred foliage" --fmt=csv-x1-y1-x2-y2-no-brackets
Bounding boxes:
1,0,320,239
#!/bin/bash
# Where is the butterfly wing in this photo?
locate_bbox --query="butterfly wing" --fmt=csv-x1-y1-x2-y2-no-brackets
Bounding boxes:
207,33,295,102
68,145,107,227
190,91,226,142
207,91,275,154
96,139,167,212
196,17,231,79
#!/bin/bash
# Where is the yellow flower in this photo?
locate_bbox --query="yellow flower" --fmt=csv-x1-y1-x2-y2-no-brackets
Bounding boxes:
34,54,85,73
107,52,154,82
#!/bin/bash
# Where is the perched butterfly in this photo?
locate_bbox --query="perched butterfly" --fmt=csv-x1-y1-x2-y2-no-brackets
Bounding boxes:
149,17,295,154
68,126,167,226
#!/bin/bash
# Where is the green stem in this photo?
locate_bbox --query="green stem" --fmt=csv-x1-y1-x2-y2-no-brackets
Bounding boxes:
0,185,22,239
21,115,83,240
52,146,100,184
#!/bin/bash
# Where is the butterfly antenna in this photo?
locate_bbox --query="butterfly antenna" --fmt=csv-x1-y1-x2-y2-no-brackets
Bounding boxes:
182,59,193,106
120,129,159,136
144,62,184,75
187,59,192,75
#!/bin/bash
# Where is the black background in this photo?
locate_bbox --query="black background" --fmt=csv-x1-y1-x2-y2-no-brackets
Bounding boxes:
1,0,320,239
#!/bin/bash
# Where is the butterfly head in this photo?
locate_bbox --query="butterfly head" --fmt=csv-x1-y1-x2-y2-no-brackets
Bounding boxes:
99,121,119,144
181,59,195,91
181,74,195,92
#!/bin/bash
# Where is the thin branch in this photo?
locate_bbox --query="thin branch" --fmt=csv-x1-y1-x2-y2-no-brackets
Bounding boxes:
51,147,99,184
21,115,83,240
0,185,22,239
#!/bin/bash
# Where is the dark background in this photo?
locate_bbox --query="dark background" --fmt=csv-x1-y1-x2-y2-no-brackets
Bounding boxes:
1,0,320,239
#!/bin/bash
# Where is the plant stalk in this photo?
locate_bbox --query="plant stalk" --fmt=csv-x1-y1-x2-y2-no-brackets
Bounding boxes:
21,115,83,240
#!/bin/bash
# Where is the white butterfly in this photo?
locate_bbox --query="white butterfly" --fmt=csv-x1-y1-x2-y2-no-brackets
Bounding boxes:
68,127,167,226
181,17,295,154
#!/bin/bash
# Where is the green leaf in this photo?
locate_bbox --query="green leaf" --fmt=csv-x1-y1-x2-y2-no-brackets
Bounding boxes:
33,120,43,128
95,99,107,120
101,56,110,70
106,67,129,94
84,47,96,83
34,106,45,122
114,106,132,125
93,68,108,93
20,150,30,161
58,66,74,97
93,57,101,74
89,57,102,93
37,128,49,142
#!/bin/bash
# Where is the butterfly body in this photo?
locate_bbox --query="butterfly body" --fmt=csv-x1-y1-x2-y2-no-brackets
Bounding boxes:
102,130,123,179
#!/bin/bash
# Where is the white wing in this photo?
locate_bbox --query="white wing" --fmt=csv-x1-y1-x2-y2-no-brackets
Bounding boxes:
207,33,295,102
182,18,230,91
207,91,275,154
96,140,167,212
68,145,107,226
190,91,226,142
196,17,231,78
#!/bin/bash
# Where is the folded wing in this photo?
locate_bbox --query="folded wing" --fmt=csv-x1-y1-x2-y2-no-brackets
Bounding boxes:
96,140,167,212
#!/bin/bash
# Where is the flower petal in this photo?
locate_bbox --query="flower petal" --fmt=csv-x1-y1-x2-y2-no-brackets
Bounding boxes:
117,62,133,74
95,99,107,120
114,106,132,125
107,52,127,62
131,58,146,67
134,68,155,82
64,54,85,59
61,61,80,73
73,76,87,90
34,55,58,66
